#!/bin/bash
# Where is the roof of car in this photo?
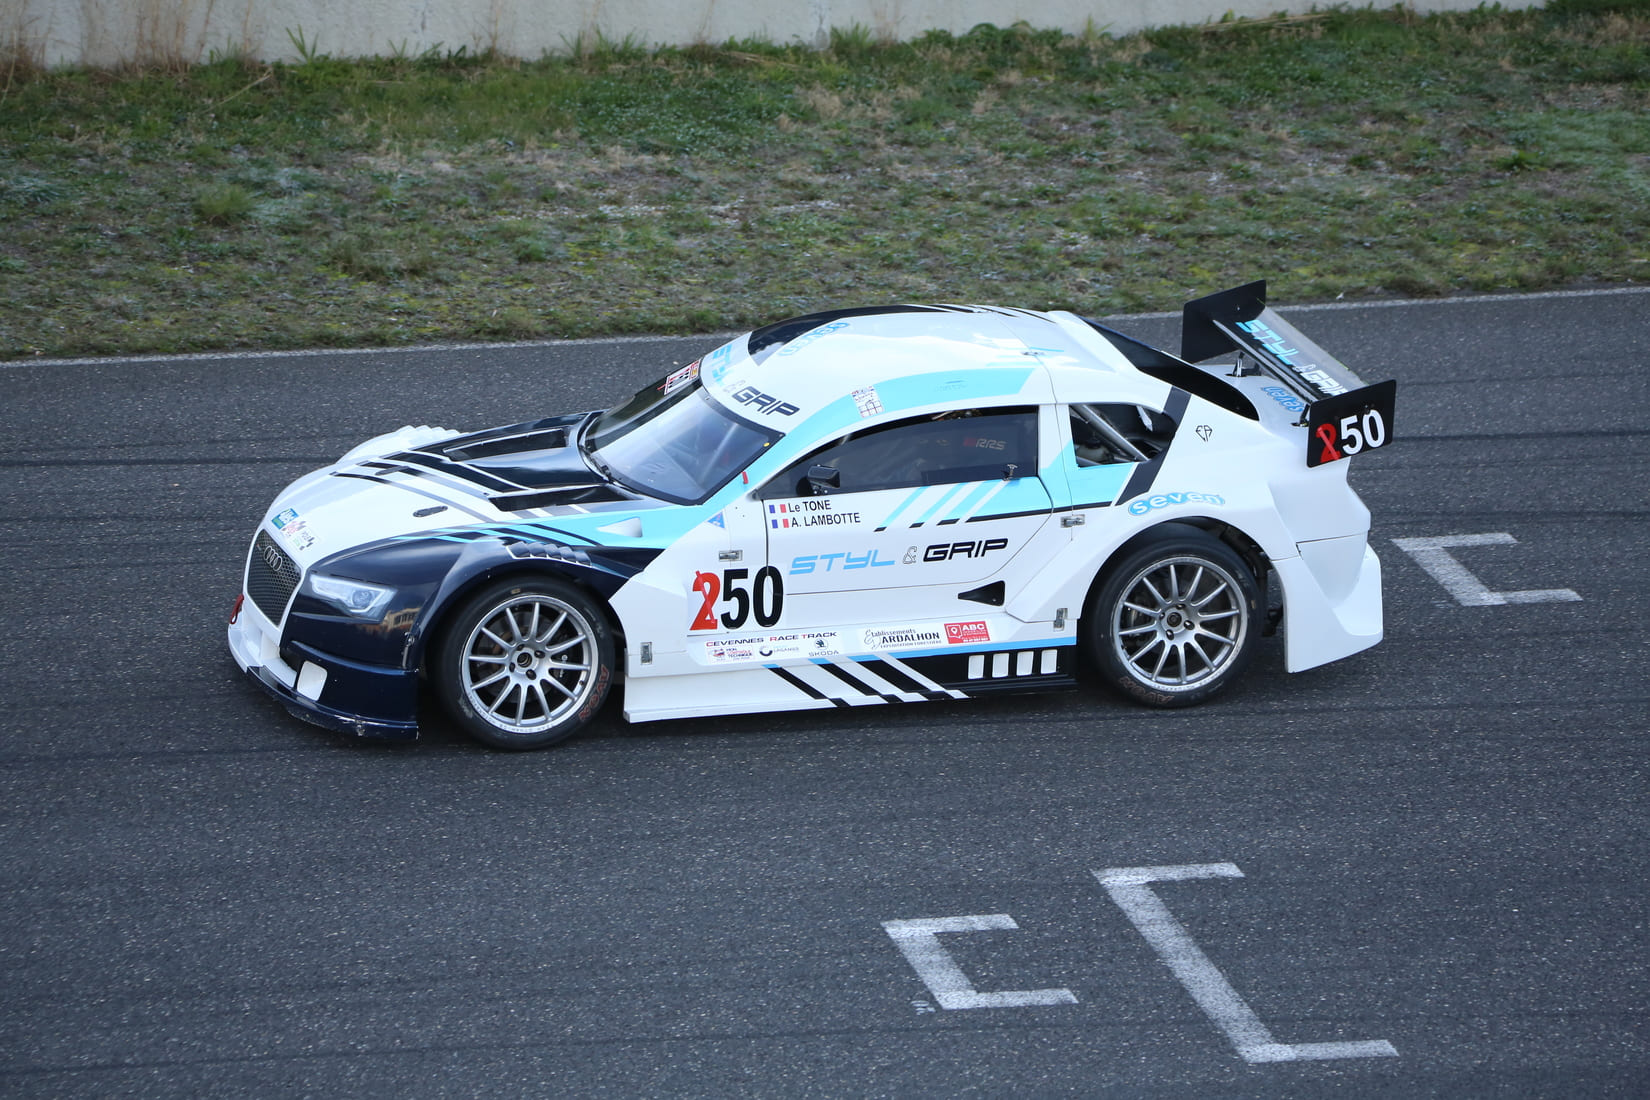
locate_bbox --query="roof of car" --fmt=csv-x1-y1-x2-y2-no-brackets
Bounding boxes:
699,305,1163,439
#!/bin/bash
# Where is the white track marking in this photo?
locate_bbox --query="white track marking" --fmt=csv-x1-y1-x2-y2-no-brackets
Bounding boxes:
1094,864,1397,1063
882,915,1078,1010
2,332,725,370
1101,284,1650,322
9,287,1643,368
1392,533,1582,606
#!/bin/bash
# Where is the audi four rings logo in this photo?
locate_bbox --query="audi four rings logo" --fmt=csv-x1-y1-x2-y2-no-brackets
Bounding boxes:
262,543,286,572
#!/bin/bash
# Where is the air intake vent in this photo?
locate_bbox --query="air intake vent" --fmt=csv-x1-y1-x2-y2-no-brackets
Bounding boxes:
443,428,567,460
957,581,1005,606
246,530,302,624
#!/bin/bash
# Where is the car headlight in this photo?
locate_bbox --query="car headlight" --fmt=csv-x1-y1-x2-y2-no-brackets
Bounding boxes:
302,574,397,621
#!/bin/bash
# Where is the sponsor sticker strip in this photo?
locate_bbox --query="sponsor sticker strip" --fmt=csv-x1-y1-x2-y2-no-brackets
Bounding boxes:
693,619,995,667
852,386,884,418
271,507,316,551
696,629,845,664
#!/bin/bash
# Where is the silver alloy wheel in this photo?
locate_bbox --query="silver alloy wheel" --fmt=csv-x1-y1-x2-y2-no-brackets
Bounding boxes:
1109,553,1249,693
459,593,598,734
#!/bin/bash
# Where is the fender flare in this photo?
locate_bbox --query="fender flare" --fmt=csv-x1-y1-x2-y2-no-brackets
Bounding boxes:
404,538,654,673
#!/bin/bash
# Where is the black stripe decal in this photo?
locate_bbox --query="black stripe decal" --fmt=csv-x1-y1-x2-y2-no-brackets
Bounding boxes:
390,451,527,493
332,472,496,521
965,508,1054,524
1117,388,1191,504
855,658,928,696
816,661,903,704
768,665,850,707
361,461,494,500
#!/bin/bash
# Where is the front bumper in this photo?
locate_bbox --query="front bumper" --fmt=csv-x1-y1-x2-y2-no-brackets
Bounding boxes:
228,598,420,740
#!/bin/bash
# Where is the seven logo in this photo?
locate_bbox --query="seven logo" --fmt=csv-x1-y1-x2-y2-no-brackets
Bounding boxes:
1127,491,1226,515
1262,385,1306,414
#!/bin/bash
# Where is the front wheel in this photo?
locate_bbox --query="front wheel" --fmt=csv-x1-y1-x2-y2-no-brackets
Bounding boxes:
1087,526,1261,707
433,577,616,750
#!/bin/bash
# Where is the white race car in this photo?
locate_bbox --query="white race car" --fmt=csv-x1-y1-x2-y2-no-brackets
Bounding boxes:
229,281,1396,749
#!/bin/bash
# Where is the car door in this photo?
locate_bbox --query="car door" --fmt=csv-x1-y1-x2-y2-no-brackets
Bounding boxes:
755,406,1055,631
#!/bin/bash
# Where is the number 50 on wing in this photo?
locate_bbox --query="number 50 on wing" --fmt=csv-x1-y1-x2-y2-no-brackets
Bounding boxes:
1305,380,1397,468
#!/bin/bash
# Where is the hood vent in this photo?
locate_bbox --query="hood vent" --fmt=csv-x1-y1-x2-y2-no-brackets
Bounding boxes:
492,484,629,512
441,427,568,461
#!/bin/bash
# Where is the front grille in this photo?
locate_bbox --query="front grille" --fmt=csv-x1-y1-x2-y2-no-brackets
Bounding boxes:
246,530,302,623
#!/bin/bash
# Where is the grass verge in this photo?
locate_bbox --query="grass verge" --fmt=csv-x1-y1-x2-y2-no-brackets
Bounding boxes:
1,7,1647,359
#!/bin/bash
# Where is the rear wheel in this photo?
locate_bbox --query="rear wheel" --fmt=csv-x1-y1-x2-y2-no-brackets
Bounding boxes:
1087,526,1260,707
434,578,615,750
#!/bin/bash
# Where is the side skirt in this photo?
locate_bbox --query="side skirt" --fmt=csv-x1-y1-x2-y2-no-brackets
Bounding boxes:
621,644,1077,723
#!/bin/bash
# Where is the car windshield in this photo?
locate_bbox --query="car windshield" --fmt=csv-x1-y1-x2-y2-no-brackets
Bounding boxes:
586,364,778,504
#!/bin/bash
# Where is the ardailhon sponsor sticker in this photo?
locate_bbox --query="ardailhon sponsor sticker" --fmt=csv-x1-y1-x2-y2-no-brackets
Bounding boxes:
945,621,990,644
862,625,945,650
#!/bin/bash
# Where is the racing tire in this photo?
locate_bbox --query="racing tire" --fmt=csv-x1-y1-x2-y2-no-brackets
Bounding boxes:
1086,525,1261,708
433,577,616,750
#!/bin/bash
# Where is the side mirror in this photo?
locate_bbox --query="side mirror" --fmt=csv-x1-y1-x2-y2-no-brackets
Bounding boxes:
804,464,841,495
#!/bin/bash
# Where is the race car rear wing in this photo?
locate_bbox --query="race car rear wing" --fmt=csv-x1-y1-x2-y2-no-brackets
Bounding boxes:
1180,281,1396,468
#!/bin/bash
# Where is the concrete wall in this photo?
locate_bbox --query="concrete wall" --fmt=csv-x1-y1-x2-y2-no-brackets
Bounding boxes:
7,0,1538,69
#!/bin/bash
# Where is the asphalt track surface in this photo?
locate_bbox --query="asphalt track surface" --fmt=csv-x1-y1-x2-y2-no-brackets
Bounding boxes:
3,288,1648,1096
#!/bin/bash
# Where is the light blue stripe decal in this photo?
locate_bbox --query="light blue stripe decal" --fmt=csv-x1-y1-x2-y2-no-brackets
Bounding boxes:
910,482,970,526
1066,462,1132,507
945,479,1001,522
548,508,701,546
968,476,1052,517
879,485,930,529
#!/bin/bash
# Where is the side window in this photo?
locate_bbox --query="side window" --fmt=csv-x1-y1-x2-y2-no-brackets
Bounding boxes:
1070,403,1175,467
760,407,1038,498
